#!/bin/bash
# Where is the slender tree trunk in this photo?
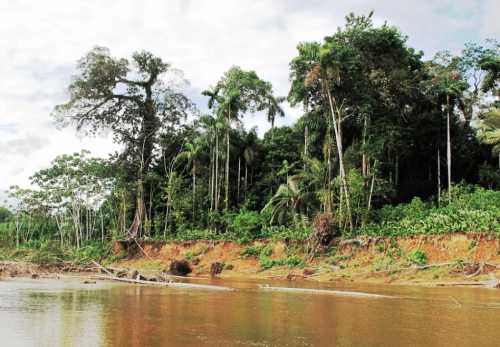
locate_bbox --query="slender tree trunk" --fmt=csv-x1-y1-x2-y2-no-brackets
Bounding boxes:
245,161,248,203
327,130,332,212
362,117,367,176
226,114,231,232
395,154,399,187
437,148,441,206
304,125,308,170
446,94,452,204
192,168,196,225
272,117,275,140
210,149,214,212
237,156,241,205
326,89,352,231
100,208,104,242
215,133,219,211
131,177,147,238
388,147,392,182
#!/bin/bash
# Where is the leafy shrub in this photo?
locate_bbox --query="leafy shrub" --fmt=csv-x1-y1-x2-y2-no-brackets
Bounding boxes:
230,208,262,237
283,255,306,268
371,257,393,271
239,246,262,259
258,246,282,269
261,246,273,257
406,249,428,266
361,186,500,236
30,251,57,265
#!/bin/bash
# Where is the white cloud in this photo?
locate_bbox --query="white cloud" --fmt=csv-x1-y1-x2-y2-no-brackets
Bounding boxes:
0,0,496,200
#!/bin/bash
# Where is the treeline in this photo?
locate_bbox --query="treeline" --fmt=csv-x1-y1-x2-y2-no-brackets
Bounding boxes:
2,12,500,248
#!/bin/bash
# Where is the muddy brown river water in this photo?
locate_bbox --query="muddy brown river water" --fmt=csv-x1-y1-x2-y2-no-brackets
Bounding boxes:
1,276,500,346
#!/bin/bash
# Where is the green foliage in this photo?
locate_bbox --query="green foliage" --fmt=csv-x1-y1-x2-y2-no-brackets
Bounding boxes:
70,242,113,264
362,186,500,236
283,255,306,268
406,249,428,266
258,246,281,269
0,207,12,223
107,251,127,264
230,208,262,238
371,257,393,271
30,251,58,265
239,246,262,259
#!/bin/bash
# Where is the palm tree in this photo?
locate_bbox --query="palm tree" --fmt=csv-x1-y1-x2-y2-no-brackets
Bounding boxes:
216,89,243,221
261,179,311,230
259,96,286,139
436,75,468,204
176,142,203,224
290,155,334,213
478,109,500,168
481,56,500,101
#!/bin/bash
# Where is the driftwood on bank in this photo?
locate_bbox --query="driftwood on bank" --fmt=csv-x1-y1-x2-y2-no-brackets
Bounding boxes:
373,262,460,274
258,284,394,298
91,260,114,276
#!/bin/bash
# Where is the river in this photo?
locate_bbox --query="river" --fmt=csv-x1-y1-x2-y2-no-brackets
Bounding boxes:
0,276,499,346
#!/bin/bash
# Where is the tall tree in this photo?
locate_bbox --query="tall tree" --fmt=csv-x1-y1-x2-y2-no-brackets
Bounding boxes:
52,46,195,237
176,142,203,224
435,75,468,203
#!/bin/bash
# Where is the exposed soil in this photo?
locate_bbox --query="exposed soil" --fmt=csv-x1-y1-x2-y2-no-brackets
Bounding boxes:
2,233,500,288
110,233,500,286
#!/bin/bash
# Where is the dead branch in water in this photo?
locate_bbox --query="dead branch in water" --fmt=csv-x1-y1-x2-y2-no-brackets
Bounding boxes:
90,274,236,291
258,284,393,298
265,273,321,282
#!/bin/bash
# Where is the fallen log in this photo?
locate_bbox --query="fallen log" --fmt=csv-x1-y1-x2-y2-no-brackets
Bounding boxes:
399,281,488,286
258,284,393,298
265,274,321,282
92,260,114,276
373,262,465,274
90,275,236,291
91,275,169,286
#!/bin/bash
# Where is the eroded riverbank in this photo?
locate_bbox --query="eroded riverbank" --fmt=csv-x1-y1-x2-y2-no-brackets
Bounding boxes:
2,233,500,288
112,233,500,287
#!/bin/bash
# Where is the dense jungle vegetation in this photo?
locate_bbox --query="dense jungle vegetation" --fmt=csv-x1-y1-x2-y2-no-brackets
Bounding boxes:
2,12,500,251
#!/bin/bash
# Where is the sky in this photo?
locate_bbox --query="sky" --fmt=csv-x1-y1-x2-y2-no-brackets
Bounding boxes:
1,0,499,203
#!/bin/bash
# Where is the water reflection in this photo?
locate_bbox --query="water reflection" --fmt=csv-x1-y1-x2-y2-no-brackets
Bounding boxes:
1,277,500,346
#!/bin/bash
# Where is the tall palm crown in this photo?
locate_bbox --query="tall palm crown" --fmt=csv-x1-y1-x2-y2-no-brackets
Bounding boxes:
259,96,286,138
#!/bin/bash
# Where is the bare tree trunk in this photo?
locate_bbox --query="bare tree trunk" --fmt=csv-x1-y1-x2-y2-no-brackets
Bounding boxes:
100,208,104,242
438,148,441,206
395,154,399,187
327,130,332,212
326,89,353,231
272,117,275,139
245,161,248,203
388,147,393,182
130,177,148,238
225,114,231,232
210,149,214,212
192,168,196,225
446,95,452,204
362,117,367,176
237,156,241,205
215,133,219,211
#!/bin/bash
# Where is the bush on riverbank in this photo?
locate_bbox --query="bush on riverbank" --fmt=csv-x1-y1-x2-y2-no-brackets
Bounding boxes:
361,186,500,237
